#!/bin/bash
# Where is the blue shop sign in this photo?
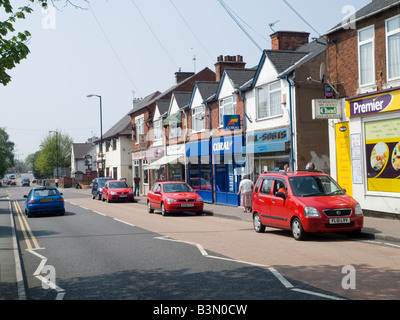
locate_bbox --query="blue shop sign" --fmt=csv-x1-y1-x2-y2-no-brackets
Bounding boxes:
185,140,209,157
212,135,243,155
245,129,288,154
223,115,240,130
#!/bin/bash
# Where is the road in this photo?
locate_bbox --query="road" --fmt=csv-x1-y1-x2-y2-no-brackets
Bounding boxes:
5,184,400,301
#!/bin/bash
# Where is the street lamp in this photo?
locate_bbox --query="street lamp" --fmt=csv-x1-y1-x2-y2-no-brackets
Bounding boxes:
49,130,59,177
87,94,104,177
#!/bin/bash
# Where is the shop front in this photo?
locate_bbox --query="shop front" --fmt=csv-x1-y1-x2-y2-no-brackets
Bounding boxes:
244,128,290,183
186,139,213,203
212,135,245,206
332,87,400,216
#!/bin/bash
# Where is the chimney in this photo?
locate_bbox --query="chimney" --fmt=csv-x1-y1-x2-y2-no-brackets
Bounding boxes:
270,31,310,51
215,55,246,82
175,71,195,84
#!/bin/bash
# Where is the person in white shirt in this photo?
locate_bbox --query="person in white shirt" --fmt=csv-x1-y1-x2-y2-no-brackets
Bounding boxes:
237,175,254,212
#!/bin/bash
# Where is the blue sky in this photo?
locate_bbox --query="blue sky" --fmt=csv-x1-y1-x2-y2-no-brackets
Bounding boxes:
1,0,368,160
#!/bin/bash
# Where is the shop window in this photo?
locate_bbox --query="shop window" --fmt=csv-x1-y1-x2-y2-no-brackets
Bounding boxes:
386,15,400,81
358,25,375,87
189,162,212,191
215,155,235,193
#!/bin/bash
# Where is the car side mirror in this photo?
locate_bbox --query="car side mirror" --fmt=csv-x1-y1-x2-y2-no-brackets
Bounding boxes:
154,190,161,194
193,189,198,193
23,195,27,198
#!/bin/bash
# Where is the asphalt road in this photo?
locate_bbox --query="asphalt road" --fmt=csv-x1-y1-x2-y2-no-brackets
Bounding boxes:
6,185,400,301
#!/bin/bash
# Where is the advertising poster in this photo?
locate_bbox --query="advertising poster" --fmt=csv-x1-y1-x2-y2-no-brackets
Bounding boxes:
365,118,400,192
335,122,353,196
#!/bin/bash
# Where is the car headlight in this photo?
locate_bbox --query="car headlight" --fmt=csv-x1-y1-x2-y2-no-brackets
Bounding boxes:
110,191,117,195
304,206,320,217
355,203,363,215
166,198,177,202
196,197,203,202
129,190,134,195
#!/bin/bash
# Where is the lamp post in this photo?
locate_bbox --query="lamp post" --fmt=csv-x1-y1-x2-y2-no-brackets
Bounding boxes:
87,94,104,177
49,130,59,177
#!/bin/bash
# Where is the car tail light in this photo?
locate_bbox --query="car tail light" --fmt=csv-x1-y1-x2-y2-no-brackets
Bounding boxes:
58,197,64,202
28,199,36,203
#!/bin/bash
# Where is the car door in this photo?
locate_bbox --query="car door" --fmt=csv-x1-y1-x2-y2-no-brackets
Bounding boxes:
270,178,291,229
150,183,162,209
256,178,273,226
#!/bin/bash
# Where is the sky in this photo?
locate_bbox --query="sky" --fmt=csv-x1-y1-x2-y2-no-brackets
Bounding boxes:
1,0,369,161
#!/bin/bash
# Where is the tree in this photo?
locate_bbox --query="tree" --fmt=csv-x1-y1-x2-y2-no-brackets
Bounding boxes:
0,0,88,86
0,127,15,177
34,131,72,178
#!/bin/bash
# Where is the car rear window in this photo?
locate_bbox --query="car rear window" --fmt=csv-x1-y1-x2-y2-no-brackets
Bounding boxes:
33,189,59,197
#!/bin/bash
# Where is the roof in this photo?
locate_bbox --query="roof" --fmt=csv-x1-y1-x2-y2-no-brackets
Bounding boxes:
195,81,219,101
72,143,92,159
155,99,170,116
172,91,192,109
325,0,400,35
129,67,215,115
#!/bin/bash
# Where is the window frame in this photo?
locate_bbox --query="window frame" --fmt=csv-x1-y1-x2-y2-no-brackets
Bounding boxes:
192,105,206,133
256,81,282,120
219,96,237,127
358,25,375,88
386,14,400,82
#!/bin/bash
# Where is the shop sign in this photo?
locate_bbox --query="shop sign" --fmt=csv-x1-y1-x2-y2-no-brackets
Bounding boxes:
223,115,240,130
312,99,342,119
346,89,400,117
211,135,243,155
245,129,288,154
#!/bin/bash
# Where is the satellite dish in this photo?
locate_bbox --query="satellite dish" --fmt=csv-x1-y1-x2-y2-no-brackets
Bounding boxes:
319,62,326,82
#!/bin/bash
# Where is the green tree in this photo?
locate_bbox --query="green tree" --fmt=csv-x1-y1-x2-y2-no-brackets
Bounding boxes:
0,127,15,177
1,0,87,86
34,131,72,178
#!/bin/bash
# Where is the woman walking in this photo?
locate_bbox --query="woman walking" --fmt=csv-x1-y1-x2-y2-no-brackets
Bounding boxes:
237,175,254,212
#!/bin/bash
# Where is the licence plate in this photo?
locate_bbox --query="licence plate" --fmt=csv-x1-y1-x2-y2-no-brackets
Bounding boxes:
181,203,194,207
40,198,52,202
329,217,350,224
119,195,127,198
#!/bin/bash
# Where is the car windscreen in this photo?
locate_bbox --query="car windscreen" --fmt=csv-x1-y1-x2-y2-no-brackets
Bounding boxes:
33,189,59,197
289,175,345,197
163,183,192,193
109,181,128,188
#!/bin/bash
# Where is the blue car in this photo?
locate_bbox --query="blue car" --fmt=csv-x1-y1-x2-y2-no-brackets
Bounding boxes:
91,177,113,200
24,187,65,217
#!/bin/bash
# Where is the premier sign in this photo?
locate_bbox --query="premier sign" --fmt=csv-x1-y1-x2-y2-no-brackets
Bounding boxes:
349,94,393,116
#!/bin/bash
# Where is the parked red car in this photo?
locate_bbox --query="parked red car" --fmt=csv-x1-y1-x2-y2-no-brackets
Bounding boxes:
101,180,134,202
252,171,364,240
147,181,204,216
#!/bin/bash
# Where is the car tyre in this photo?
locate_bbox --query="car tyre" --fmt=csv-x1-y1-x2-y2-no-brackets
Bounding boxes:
291,217,306,241
161,202,168,216
147,201,154,213
253,213,265,233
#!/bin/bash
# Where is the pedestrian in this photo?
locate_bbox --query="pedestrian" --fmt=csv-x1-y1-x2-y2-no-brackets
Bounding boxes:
55,178,59,188
133,174,141,197
284,164,290,172
42,179,46,186
305,162,316,171
237,175,254,212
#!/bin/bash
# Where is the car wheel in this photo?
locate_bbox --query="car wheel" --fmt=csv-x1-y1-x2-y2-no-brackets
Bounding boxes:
161,202,167,216
98,193,102,201
291,217,306,241
92,194,95,199
107,194,111,203
147,201,154,213
59,209,65,216
195,211,203,216
253,213,265,233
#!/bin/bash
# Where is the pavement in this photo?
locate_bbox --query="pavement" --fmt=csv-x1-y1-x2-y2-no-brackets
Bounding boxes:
1,186,400,299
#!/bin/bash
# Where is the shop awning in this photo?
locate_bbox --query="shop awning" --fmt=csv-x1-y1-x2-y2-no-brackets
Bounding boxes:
164,113,182,127
144,154,185,170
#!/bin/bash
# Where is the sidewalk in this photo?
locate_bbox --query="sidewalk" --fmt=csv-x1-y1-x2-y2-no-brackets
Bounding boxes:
1,188,400,300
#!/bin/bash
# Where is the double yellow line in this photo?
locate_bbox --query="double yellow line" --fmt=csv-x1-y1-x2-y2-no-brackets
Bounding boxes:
13,201,40,250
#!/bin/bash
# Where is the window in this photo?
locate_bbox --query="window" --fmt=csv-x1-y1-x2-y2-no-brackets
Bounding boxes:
260,178,273,195
256,81,282,119
135,116,144,145
169,121,181,139
358,26,375,87
112,138,117,151
219,96,236,127
153,119,162,141
192,105,205,132
386,15,400,81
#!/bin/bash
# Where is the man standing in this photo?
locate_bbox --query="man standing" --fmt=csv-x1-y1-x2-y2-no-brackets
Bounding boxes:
133,174,141,197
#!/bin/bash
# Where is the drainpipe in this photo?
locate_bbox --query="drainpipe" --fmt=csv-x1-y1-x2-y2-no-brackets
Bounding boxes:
286,74,295,171
204,100,213,203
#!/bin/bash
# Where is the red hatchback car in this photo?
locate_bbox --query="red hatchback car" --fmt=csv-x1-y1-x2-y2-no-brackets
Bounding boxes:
147,181,204,216
102,180,134,202
252,171,364,240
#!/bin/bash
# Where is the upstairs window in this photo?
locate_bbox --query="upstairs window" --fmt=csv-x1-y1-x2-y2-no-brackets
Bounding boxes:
135,116,144,145
153,119,162,141
386,15,400,81
256,81,282,119
358,26,375,87
192,105,205,132
219,96,236,127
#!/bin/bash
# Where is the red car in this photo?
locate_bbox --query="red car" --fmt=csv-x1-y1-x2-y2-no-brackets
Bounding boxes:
252,171,364,240
147,181,204,216
101,180,134,202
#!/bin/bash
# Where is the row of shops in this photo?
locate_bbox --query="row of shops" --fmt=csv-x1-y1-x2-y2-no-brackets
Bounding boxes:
132,128,290,207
